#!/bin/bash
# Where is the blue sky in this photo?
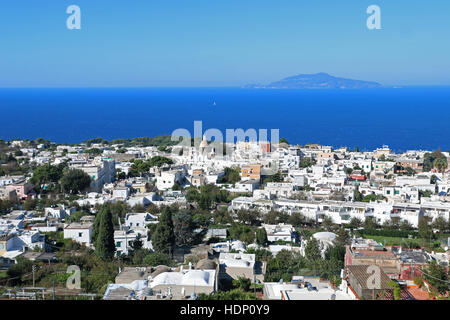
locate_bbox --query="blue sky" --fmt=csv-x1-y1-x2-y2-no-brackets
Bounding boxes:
0,0,449,87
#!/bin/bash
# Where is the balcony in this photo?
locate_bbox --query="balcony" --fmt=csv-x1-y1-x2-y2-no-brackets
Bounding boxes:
390,211,400,218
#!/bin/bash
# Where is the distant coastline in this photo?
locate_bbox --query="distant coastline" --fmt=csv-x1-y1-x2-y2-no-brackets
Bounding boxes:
244,73,382,89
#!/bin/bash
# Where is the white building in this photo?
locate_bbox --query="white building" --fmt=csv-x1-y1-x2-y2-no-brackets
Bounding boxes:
114,229,151,256
156,170,185,190
63,222,94,247
264,277,354,300
264,183,296,199
45,206,76,220
125,212,157,229
263,224,295,242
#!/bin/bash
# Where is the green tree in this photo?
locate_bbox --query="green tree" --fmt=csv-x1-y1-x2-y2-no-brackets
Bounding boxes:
29,163,66,189
217,167,241,184
129,159,150,177
305,238,322,261
348,217,363,230
236,209,261,226
354,187,364,202
335,227,350,246
405,167,416,176
198,193,212,210
232,276,251,291
172,210,197,246
433,158,448,174
130,248,151,265
432,216,448,234
423,150,447,172
256,228,268,246
422,261,449,294
6,256,33,286
279,137,289,144
148,156,173,168
430,174,438,184
299,157,315,168
84,148,103,157
387,280,402,300
262,171,283,184
22,199,38,211
94,206,116,260
60,169,91,194
364,217,378,230
263,210,280,225
68,211,90,223
185,187,200,202
399,219,413,231
199,288,259,300
322,216,334,231
228,223,255,243
287,212,306,227
418,216,432,240
152,207,175,256
142,252,172,266
241,231,256,244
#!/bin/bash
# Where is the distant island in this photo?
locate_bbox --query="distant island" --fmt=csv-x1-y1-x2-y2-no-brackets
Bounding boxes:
244,72,382,89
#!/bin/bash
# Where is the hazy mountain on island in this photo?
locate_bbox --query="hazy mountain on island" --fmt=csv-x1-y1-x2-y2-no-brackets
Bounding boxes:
244,73,382,89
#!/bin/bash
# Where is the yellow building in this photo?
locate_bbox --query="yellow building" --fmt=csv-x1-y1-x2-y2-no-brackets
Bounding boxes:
0,234,14,256
241,164,261,181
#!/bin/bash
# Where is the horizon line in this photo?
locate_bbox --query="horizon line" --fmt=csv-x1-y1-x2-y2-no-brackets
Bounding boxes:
1,84,450,89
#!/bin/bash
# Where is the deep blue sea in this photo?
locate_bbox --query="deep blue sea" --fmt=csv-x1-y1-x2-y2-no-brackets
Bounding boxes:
0,87,449,152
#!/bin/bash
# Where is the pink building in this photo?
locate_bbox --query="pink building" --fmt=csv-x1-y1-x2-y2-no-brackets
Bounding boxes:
6,182,34,200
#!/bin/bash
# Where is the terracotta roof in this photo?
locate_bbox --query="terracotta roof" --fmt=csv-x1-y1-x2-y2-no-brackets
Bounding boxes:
405,285,430,300
352,249,395,258
346,265,391,290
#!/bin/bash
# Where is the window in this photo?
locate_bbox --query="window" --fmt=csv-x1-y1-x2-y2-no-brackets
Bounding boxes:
78,232,83,237
116,241,122,247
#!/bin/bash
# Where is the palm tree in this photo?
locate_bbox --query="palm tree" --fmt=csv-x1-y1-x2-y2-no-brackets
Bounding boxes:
433,158,448,174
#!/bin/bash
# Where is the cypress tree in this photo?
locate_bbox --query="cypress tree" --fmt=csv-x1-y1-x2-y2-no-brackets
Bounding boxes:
152,207,175,256
256,228,268,246
95,206,116,260
91,211,101,244
305,237,322,261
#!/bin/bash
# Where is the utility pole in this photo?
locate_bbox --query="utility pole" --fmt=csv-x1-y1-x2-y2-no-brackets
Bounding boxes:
32,265,37,288
52,279,55,300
